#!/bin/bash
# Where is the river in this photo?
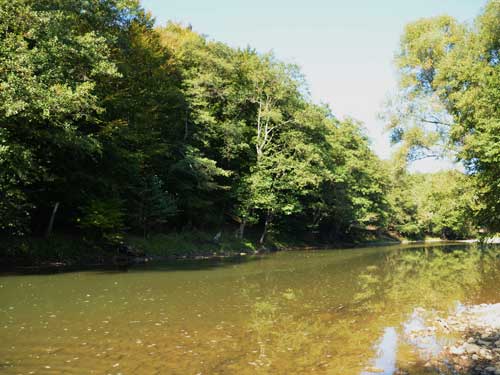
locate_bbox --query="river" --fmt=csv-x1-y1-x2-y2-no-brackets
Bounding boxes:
1,243,499,374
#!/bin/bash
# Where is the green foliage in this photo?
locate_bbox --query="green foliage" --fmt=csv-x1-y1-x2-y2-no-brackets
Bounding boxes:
131,175,177,237
0,130,36,235
386,169,475,239
127,231,255,257
387,0,500,231
0,0,135,237
78,199,125,243
0,0,486,262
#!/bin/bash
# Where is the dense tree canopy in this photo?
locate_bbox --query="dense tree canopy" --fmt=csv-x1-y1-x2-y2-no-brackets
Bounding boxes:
0,0,496,255
0,0,391,246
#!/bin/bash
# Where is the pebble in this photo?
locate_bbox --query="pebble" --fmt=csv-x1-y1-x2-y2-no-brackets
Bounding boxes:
464,343,481,354
478,339,491,346
450,346,465,355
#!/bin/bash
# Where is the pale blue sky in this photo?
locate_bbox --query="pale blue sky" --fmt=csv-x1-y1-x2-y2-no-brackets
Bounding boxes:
141,0,487,172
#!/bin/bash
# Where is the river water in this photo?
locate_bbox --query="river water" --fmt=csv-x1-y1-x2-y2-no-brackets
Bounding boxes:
1,243,499,374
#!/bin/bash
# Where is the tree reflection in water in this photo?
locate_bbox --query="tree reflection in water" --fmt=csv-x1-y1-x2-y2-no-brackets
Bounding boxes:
241,245,499,374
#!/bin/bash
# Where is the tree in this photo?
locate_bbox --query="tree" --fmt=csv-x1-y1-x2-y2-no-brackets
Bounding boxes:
132,175,177,238
386,168,475,240
5,0,479,255
386,1,500,231
0,0,123,236
233,52,305,241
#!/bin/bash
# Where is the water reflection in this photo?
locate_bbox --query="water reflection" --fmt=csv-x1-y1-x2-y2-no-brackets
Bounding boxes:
402,308,444,360
0,244,498,374
361,327,397,375
355,245,499,315
356,244,499,375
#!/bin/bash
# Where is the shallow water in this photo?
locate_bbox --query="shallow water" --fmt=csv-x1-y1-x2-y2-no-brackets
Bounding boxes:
1,243,499,374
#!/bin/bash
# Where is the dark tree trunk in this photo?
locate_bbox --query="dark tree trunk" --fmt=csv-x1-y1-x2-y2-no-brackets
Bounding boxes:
45,202,60,238
259,211,271,245
238,219,246,239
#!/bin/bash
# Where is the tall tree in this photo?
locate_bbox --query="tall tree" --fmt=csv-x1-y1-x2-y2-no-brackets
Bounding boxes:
0,0,125,235
386,0,500,231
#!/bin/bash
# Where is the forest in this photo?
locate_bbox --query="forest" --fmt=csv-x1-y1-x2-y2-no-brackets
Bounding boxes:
0,0,499,263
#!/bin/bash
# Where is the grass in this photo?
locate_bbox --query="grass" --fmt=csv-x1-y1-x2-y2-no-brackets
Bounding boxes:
126,230,257,258
0,227,420,267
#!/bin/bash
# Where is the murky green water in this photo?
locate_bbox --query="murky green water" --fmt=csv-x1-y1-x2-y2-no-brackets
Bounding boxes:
1,243,499,374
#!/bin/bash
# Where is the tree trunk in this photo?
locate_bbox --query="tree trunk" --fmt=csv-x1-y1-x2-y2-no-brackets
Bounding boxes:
259,212,271,244
45,202,60,238
238,219,246,239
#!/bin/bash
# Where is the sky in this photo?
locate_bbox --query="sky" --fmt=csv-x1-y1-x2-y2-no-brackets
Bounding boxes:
141,0,488,172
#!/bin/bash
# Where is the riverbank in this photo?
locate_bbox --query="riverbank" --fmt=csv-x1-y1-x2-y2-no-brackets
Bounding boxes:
440,304,500,375
0,230,401,271
401,237,500,245
2,230,490,272
408,304,500,375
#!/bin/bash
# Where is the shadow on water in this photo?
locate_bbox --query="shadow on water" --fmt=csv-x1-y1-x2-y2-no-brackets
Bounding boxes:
0,253,267,276
102,254,266,274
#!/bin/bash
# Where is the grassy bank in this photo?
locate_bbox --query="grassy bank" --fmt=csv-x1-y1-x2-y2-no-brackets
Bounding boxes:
0,231,264,267
126,231,257,258
0,228,403,268
4,228,488,269
127,227,404,259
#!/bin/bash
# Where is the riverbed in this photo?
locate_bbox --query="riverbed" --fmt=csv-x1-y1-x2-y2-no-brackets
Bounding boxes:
1,243,499,374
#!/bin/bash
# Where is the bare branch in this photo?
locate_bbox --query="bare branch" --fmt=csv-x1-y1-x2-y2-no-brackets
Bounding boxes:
419,118,452,126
